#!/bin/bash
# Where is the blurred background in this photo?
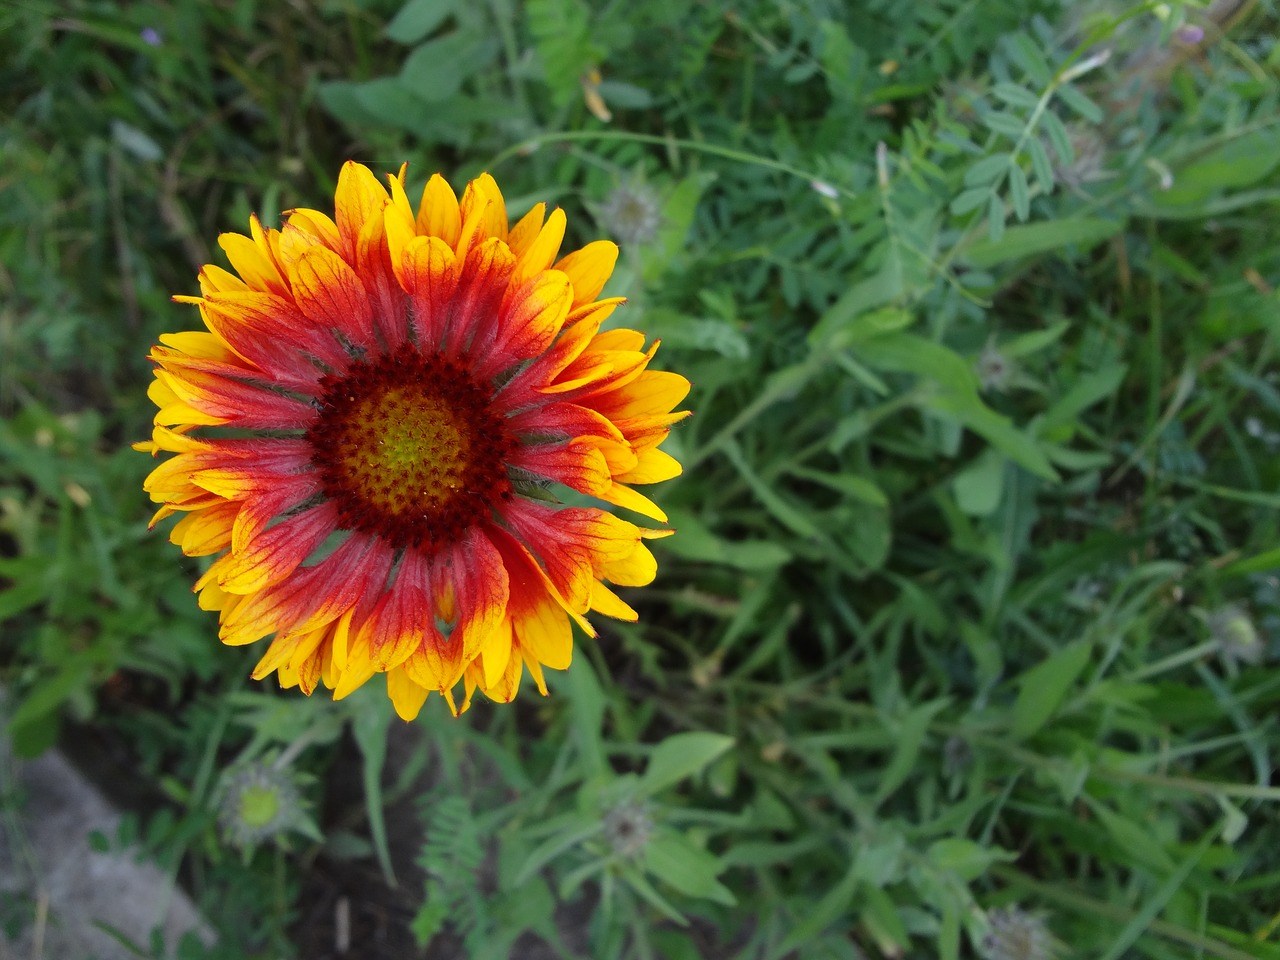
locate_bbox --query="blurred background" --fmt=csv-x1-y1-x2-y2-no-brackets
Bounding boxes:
3,0,1280,957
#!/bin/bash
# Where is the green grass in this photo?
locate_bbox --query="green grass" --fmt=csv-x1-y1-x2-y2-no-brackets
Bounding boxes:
3,0,1280,957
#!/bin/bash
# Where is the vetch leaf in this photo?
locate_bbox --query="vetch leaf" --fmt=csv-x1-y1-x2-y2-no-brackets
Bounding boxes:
1042,111,1073,165
1008,32,1053,86
987,194,1006,244
1009,163,1031,222
1057,83,1103,123
964,154,1011,188
951,186,993,215
992,81,1040,109
983,111,1027,138
1027,137,1056,194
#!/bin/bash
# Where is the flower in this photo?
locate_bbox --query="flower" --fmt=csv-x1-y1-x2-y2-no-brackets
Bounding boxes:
138,162,689,720
602,800,654,859
596,181,663,246
217,760,314,851
981,907,1059,960
1207,603,1264,670
975,341,1014,392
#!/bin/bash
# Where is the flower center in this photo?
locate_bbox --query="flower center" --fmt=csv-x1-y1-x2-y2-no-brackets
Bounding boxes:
306,347,515,551
238,785,282,829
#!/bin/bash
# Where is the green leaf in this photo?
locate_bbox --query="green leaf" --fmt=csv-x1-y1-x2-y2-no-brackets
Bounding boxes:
1097,823,1223,960
807,263,914,347
1042,110,1074,165
385,0,460,44
859,884,911,955
639,732,735,797
7,663,91,733
1002,320,1069,358
1038,363,1127,434
527,0,598,107
513,817,602,885
1057,83,1103,123
987,193,1006,244
964,154,1010,187
983,111,1026,138
953,449,1005,516
1008,163,1031,221
1008,32,1052,86
659,514,792,571
817,19,867,102
951,186,992,215
818,305,915,353
856,332,1057,479
834,501,892,572
645,172,717,285
874,698,950,806
960,621,1003,690
787,466,889,507
928,393,1058,480
400,31,488,102
110,120,163,163
352,690,398,887
567,656,607,777
963,217,1123,268
620,864,688,925
1222,545,1280,577
776,860,859,954
0,578,46,621
643,830,735,905
723,440,820,538
1156,127,1280,206
926,838,1016,881
1011,640,1092,739
992,81,1040,109
1085,799,1177,874
1027,137,1056,194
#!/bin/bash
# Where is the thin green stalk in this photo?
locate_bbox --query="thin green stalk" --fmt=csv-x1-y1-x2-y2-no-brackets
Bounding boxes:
484,131,844,195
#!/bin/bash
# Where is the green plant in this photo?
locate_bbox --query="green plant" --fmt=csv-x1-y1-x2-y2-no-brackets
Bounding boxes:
4,0,1280,956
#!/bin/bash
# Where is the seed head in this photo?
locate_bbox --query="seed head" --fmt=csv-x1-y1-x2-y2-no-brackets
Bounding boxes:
602,800,654,859
598,182,663,246
981,906,1059,960
216,760,310,852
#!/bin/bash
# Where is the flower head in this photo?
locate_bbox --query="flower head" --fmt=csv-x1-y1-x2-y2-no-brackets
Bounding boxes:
603,799,654,859
981,906,1059,960
217,760,313,851
1207,603,1264,670
596,181,663,246
138,163,689,719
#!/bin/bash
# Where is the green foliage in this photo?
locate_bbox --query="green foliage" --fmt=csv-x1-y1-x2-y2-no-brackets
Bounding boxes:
4,0,1280,957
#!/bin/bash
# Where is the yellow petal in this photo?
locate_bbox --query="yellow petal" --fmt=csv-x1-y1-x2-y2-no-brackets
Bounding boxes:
416,173,461,246
387,667,430,721
555,240,618,307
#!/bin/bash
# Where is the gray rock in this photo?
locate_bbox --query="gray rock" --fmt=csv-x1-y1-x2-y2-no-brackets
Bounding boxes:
1,737,214,960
